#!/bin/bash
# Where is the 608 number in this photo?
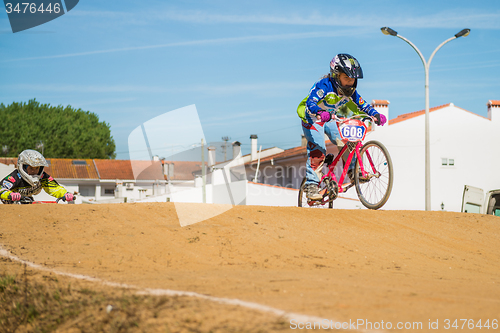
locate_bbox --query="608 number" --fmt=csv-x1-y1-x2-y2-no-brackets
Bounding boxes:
5,2,61,14
341,125,364,139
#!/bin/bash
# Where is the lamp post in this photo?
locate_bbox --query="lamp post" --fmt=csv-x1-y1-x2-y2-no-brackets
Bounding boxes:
380,27,470,211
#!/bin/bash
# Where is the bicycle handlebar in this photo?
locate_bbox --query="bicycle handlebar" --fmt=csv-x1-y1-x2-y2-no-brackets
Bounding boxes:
331,113,375,125
12,194,77,204
56,195,77,203
17,196,34,204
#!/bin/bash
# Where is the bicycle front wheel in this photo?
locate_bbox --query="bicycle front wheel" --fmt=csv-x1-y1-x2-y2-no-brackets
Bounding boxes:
298,177,333,209
354,141,393,210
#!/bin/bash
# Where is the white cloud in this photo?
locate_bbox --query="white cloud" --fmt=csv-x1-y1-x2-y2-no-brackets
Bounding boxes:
141,8,500,29
72,8,500,29
1,81,309,95
3,29,368,62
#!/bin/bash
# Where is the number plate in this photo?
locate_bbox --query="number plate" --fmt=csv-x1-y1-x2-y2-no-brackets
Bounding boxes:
339,121,366,142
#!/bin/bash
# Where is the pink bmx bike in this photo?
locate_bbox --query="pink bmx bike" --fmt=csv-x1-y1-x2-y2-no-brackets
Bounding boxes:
298,114,393,210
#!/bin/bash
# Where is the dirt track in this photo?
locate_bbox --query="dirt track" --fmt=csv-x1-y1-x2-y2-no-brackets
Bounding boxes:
1,203,500,332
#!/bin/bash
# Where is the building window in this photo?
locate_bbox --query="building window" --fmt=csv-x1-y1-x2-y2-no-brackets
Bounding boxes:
72,160,87,165
441,158,455,166
79,185,95,196
104,189,115,195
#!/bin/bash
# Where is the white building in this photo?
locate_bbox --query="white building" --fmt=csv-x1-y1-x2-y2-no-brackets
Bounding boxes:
4,100,497,211
244,99,500,211
0,157,170,203
367,99,500,211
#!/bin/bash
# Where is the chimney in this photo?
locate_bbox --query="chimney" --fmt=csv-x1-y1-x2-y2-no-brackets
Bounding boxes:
250,135,258,161
169,163,174,179
163,162,174,180
232,141,241,159
487,100,500,122
163,162,168,176
301,134,307,147
207,146,216,167
371,100,389,130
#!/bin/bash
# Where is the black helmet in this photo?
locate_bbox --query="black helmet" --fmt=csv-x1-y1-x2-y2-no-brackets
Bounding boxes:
330,54,363,97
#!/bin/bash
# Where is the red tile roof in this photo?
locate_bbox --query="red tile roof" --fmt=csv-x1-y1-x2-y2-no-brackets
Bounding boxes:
0,158,196,181
245,102,494,165
389,103,452,125
372,99,390,106
0,158,17,166
93,159,134,180
48,159,99,179
0,157,99,179
245,143,339,166
246,146,307,166
389,102,490,125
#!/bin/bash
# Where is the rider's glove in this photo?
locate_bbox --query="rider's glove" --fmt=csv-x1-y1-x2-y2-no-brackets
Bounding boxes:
317,111,331,122
9,192,21,201
374,113,387,126
64,192,74,202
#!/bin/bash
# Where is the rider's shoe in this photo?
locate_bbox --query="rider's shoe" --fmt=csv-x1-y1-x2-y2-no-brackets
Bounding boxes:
324,153,334,166
305,184,323,200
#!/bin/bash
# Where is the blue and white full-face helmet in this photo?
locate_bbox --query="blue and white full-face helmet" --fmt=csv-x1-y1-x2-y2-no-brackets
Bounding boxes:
330,53,363,97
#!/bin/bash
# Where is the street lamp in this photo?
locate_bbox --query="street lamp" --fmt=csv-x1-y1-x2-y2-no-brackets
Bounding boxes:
381,27,470,211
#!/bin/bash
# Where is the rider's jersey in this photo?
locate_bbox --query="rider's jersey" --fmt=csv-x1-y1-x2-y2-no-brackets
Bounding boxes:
297,75,378,123
0,170,67,204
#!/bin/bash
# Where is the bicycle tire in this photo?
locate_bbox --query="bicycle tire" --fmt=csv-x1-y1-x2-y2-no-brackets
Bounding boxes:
298,177,333,209
354,140,393,210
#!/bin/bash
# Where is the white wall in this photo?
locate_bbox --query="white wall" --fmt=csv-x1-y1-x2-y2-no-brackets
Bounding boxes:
366,104,500,211
213,181,247,205
246,182,298,206
148,179,362,209
0,163,15,182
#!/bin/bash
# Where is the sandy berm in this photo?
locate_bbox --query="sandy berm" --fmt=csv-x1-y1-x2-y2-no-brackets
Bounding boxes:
1,203,499,332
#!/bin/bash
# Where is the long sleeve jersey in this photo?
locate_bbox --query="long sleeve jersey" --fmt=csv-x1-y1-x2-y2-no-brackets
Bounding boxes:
297,76,378,123
0,170,67,203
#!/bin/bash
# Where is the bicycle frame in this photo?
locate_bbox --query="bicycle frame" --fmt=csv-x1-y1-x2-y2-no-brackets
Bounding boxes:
321,142,360,192
317,116,379,200
300,113,393,209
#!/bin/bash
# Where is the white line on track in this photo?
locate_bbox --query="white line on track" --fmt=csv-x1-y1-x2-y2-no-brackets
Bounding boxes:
0,245,382,332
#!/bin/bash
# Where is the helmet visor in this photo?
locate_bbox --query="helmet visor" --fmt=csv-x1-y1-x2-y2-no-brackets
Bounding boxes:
23,164,43,176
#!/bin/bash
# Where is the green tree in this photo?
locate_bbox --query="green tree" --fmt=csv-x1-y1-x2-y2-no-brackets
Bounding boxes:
0,99,116,159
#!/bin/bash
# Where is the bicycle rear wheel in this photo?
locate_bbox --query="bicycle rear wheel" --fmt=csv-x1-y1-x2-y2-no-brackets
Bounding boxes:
354,140,393,210
298,177,333,209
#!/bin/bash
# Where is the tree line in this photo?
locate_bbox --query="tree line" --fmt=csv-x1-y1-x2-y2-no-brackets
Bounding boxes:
0,99,116,159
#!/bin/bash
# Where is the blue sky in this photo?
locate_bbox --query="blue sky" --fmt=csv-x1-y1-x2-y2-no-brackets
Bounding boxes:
1,0,499,160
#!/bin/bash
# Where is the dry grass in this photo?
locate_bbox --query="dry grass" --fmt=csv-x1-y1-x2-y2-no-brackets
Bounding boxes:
0,259,290,333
